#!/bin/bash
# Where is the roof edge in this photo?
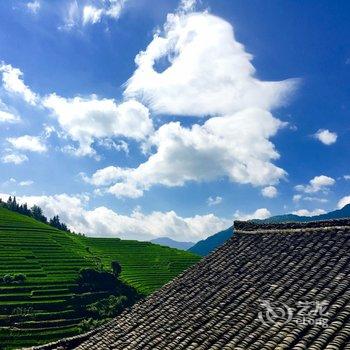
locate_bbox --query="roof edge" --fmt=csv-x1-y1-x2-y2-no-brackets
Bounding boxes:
234,218,350,233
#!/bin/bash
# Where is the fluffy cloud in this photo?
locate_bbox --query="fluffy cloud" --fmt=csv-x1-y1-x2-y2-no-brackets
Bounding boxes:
295,175,335,194
43,95,153,157
0,193,230,242
0,63,37,105
261,185,278,198
207,196,222,206
0,110,20,123
1,153,28,165
87,7,297,198
86,108,287,197
344,175,350,180
314,129,337,145
234,208,271,221
125,12,297,116
7,135,47,153
292,209,326,217
337,196,350,209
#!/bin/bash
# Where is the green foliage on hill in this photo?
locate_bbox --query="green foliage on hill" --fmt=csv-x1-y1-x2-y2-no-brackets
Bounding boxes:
0,207,200,349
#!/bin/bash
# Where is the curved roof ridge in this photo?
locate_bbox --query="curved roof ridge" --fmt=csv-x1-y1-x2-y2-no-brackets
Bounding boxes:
234,218,350,233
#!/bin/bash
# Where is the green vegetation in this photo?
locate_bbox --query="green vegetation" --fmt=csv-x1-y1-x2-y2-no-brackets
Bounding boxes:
0,206,200,349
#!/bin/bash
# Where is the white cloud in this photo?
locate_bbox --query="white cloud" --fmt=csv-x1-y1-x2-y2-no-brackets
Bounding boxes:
292,209,326,217
43,95,153,157
314,129,337,145
86,108,287,197
1,153,28,165
62,0,129,28
91,7,297,198
125,12,298,116
295,175,335,194
178,0,198,13
207,196,222,206
337,196,350,209
83,5,103,24
0,193,230,242
19,180,34,187
261,185,278,198
234,208,271,221
0,110,20,123
344,175,350,180
0,63,37,105
97,139,129,154
7,135,47,153
82,1,127,25
27,0,40,14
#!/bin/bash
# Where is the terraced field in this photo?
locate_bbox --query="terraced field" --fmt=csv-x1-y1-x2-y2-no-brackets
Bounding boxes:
81,237,201,295
0,207,200,349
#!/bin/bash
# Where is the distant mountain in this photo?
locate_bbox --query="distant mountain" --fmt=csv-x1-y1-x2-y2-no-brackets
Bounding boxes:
188,226,233,256
151,237,195,250
257,203,350,223
189,204,350,256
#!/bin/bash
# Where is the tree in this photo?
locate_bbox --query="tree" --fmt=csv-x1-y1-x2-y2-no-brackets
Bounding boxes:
31,205,47,223
3,274,14,284
49,215,61,228
13,273,26,284
77,268,117,292
111,261,122,277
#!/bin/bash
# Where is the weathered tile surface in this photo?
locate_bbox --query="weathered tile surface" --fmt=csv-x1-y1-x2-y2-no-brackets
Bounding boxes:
31,219,350,350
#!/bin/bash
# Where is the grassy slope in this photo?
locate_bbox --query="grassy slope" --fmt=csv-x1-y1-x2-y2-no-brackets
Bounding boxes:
0,207,200,349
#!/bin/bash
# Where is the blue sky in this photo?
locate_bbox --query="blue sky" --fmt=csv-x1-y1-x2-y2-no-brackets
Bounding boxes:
0,0,349,242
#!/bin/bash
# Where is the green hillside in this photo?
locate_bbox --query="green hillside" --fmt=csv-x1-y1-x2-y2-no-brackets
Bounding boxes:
0,207,200,349
81,237,199,295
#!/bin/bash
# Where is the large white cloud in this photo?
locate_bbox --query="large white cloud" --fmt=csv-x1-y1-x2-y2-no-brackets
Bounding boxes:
84,7,298,197
86,108,286,197
43,95,153,157
125,12,297,116
295,175,335,194
0,193,230,242
0,63,37,105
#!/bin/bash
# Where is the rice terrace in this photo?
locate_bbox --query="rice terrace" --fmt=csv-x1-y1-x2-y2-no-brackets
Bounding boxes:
0,0,349,349
0,206,199,348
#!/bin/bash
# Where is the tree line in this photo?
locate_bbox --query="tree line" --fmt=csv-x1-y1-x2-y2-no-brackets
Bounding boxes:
0,196,80,234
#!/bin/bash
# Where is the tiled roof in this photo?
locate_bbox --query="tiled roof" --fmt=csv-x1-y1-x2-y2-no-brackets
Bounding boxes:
32,219,350,350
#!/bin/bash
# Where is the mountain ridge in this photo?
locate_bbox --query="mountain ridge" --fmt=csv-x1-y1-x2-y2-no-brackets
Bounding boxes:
150,237,195,250
189,203,350,256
